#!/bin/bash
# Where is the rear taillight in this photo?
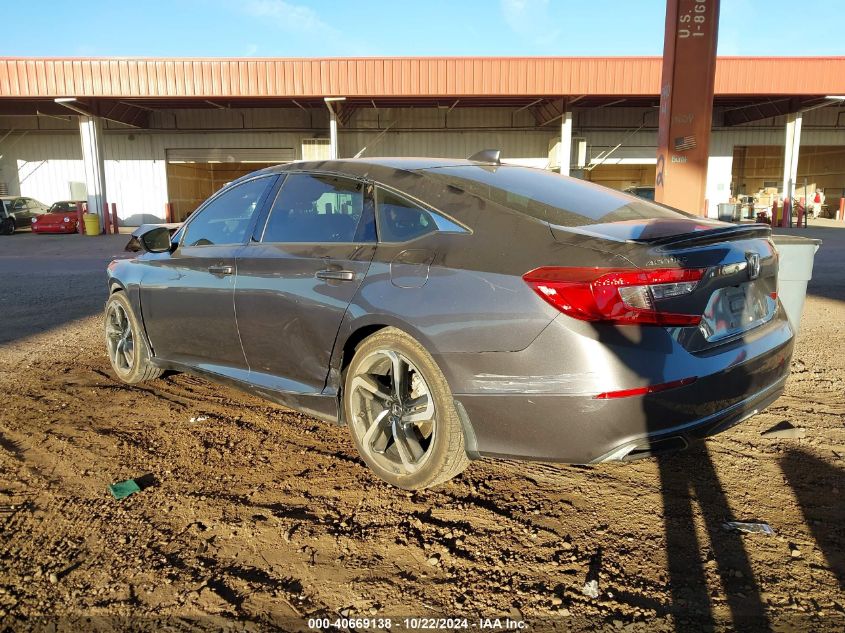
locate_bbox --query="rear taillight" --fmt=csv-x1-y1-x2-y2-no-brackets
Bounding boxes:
523,266,706,326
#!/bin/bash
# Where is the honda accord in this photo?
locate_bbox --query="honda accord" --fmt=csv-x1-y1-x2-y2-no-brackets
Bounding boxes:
104,154,793,489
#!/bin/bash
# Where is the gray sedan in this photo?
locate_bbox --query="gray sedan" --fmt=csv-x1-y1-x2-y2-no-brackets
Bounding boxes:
105,156,793,489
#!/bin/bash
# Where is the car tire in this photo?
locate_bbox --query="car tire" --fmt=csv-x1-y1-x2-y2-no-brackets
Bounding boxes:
104,291,163,384
0,218,14,235
343,327,470,490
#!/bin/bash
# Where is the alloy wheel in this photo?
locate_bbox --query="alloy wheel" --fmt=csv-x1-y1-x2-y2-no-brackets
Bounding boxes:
348,349,436,475
105,302,135,373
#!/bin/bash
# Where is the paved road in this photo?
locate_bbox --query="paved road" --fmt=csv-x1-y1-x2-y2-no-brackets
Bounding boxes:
0,233,131,344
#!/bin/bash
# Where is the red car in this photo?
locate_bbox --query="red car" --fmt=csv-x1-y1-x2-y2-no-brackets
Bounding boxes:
30,201,85,234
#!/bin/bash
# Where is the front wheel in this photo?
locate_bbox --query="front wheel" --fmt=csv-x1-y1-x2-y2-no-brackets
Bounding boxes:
344,327,470,490
0,218,14,235
104,292,162,384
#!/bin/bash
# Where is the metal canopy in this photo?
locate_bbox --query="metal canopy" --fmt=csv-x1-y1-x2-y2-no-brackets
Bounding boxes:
0,56,843,100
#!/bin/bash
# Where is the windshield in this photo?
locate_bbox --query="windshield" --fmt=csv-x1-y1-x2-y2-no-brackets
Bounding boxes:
49,201,79,213
420,165,689,227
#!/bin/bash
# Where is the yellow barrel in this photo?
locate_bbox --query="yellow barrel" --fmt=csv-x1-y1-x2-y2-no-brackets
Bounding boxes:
83,213,100,236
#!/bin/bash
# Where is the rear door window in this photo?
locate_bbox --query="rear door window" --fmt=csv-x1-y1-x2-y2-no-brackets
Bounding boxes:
262,173,369,243
376,188,466,242
182,176,274,247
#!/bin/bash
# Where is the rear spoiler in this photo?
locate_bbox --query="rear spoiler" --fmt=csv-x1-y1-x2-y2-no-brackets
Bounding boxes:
630,223,772,248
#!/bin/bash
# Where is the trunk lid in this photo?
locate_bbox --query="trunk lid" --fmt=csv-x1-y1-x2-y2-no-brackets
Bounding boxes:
551,219,780,351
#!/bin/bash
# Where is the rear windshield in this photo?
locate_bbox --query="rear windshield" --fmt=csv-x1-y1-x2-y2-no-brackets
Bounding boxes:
420,165,689,227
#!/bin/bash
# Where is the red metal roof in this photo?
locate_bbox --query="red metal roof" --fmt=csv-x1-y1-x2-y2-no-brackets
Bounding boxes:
0,57,843,99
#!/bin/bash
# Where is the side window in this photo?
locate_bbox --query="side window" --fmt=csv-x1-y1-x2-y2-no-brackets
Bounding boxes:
182,177,273,247
12,199,26,211
262,173,367,243
376,189,466,242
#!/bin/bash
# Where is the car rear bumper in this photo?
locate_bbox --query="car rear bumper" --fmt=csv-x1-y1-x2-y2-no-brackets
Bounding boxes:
440,311,794,463
454,371,787,463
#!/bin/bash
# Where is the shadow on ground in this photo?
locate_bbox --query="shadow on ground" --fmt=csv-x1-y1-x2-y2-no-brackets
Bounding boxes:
780,448,845,589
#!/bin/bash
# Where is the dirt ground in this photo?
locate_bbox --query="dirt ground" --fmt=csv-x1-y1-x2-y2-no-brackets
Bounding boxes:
0,225,843,632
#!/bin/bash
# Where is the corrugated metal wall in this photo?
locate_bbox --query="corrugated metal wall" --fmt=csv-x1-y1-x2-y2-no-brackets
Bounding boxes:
4,57,845,98
2,105,844,222
1,130,308,221
339,130,555,160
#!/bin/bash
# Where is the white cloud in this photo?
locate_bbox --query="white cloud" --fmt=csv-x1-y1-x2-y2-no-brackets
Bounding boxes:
238,0,377,54
500,0,561,49
244,0,336,35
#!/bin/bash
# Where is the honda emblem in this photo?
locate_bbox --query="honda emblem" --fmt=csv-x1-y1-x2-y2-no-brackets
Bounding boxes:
746,252,761,280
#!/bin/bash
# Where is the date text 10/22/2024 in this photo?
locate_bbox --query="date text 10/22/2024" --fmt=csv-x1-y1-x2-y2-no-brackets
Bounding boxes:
307,617,528,630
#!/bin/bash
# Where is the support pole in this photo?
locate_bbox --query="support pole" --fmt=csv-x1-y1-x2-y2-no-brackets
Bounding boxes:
76,201,85,235
559,109,572,176
655,0,721,215
102,201,112,235
78,115,108,233
324,97,345,160
782,111,802,222
329,108,338,160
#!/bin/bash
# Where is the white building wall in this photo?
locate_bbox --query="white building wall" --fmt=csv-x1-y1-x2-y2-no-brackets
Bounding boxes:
2,129,310,222
338,130,555,160
1,105,844,223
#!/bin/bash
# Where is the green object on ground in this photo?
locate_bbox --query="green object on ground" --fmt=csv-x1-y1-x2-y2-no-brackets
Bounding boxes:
109,479,142,500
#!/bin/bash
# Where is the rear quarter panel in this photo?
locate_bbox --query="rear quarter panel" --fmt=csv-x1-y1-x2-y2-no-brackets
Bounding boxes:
331,193,638,391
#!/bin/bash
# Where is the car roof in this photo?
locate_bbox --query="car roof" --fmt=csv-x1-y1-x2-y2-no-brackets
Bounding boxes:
277,157,481,172
246,157,574,191
236,157,521,188
250,157,514,180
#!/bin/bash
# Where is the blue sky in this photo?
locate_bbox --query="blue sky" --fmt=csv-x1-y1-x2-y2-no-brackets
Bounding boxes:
4,0,843,57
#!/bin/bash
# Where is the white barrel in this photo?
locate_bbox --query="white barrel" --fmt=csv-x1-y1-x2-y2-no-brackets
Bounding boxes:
772,235,821,334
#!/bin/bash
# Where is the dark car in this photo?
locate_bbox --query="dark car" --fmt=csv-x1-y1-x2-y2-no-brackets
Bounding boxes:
105,156,793,489
0,196,50,234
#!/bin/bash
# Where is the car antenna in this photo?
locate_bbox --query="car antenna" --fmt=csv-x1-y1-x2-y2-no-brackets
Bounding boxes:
467,149,501,165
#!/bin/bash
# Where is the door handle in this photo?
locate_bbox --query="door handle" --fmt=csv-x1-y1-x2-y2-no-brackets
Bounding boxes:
208,264,234,276
316,269,355,281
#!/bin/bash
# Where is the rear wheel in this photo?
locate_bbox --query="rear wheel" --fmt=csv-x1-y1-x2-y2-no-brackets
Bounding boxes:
344,328,470,489
0,218,14,235
104,292,162,384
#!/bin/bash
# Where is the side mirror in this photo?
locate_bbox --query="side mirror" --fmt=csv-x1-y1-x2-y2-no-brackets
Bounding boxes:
126,223,182,253
140,226,175,253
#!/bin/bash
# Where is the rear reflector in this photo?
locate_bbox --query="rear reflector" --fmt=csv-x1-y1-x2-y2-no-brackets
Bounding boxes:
594,377,698,400
523,266,706,326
